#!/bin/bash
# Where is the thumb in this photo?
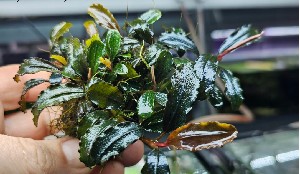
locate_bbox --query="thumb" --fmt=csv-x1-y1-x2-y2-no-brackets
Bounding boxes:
0,135,90,174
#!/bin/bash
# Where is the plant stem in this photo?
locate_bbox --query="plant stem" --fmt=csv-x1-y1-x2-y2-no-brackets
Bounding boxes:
140,137,158,149
155,132,166,141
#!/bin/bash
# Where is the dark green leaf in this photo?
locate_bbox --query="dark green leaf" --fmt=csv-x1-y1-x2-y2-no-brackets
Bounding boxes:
106,29,121,60
113,63,128,75
78,110,110,138
79,120,117,167
122,37,140,52
87,40,105,75
163,63,200,132
32,84,84,126
165,122,237,151
141,110,163,133
155,92,167,107
121,63,140,79
173,57,192,68
90,121,142,165
194,54,218,100
16,58,59,77
218,24,260,54
219,69,243,110
139,9,162,24
137,90,155,119
88,3,120,31
129,22,154,43
144,44,164,66
19,78,47,112
158,28,197,54
62,38,88,80
118,81,141,94
49,72,62,85
50,22,72,44
87,81,123,109
155,51,173,83
141,149,170,174
208,86,223,108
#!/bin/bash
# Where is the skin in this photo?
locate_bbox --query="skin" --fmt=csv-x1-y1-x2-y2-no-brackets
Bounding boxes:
0,64,144,174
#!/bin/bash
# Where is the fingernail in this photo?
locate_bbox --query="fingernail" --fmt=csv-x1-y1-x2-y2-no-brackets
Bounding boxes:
62,139,80,164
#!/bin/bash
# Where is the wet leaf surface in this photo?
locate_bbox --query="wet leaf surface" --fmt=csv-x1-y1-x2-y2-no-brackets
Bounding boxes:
19,78,47,112
166,122,238,151
158,28,197,54
138,90,155,119
32,84,85,126
154,92,168,107
141,110,163,133
49,72,62,85
129,22,154,43
113,63,128,75
88,3,120,31
139,9,162,24
90,121,142,165
16,57,59,76
105,29,121,60
219,69,243,110
194,54,218,99
145,44,164,66
141,149,170,174
208,86,223,108
87,40,105,75
218,25,260,57
87,81,123,109
163,63,200,132
122,37,140,52
154,51,173,83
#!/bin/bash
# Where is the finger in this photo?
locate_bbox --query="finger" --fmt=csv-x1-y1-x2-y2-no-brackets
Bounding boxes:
4,107,60,139
0,136,91,174
0,64,50,111
117,140,144,167
101,160,124,174
0,101,4,134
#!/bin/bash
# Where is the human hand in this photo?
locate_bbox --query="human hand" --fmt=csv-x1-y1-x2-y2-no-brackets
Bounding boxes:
0,64,144,174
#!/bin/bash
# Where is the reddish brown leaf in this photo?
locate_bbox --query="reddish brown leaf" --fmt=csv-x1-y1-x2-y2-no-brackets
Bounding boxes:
163,122,237,151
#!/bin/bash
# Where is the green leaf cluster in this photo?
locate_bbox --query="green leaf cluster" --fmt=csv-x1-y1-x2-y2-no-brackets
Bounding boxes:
14,3,261,173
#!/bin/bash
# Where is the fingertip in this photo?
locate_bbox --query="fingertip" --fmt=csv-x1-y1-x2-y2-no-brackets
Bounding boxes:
118,140,144,167
101,160,124,174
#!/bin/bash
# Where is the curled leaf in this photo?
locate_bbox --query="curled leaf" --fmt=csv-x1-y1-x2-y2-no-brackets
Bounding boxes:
16,57,59,76
164,122,238,151
84,20,98,37
88,3,120,31
50,22,72,44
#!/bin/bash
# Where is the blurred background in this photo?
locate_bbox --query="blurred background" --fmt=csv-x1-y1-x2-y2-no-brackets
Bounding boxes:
0,0,298,173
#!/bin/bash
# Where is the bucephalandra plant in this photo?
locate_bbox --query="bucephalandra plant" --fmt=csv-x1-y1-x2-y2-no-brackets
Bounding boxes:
14,3,262,173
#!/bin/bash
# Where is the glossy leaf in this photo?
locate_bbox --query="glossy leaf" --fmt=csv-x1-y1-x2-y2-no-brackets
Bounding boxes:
88,3,120,31
49,72,62,85
138,90,155,119
50,22,72,44
154,51,173,83
79,119,117,167
141,110,163,133
139,9,162,24
173,57,192,68
141,149,170,174
32,84,85,126
158,28,197,54
218,25,261,60
90,121,142,165
19,78,47,112
113,63,128,75
219,69,243,110
77,110,110,138
50,55,67,65
15,58,59,77
106,29,121,60
62,38,88,80
84,20,98,37
122,37,140,52
194,54,219,99
165,122,238,151
87,81,123,109
86,34,101,48
121,63,140,79
87,40,105,75
208,86,223,108
145,44,164,66
163,63,200,132
155,92,168,107
129,22,154,44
